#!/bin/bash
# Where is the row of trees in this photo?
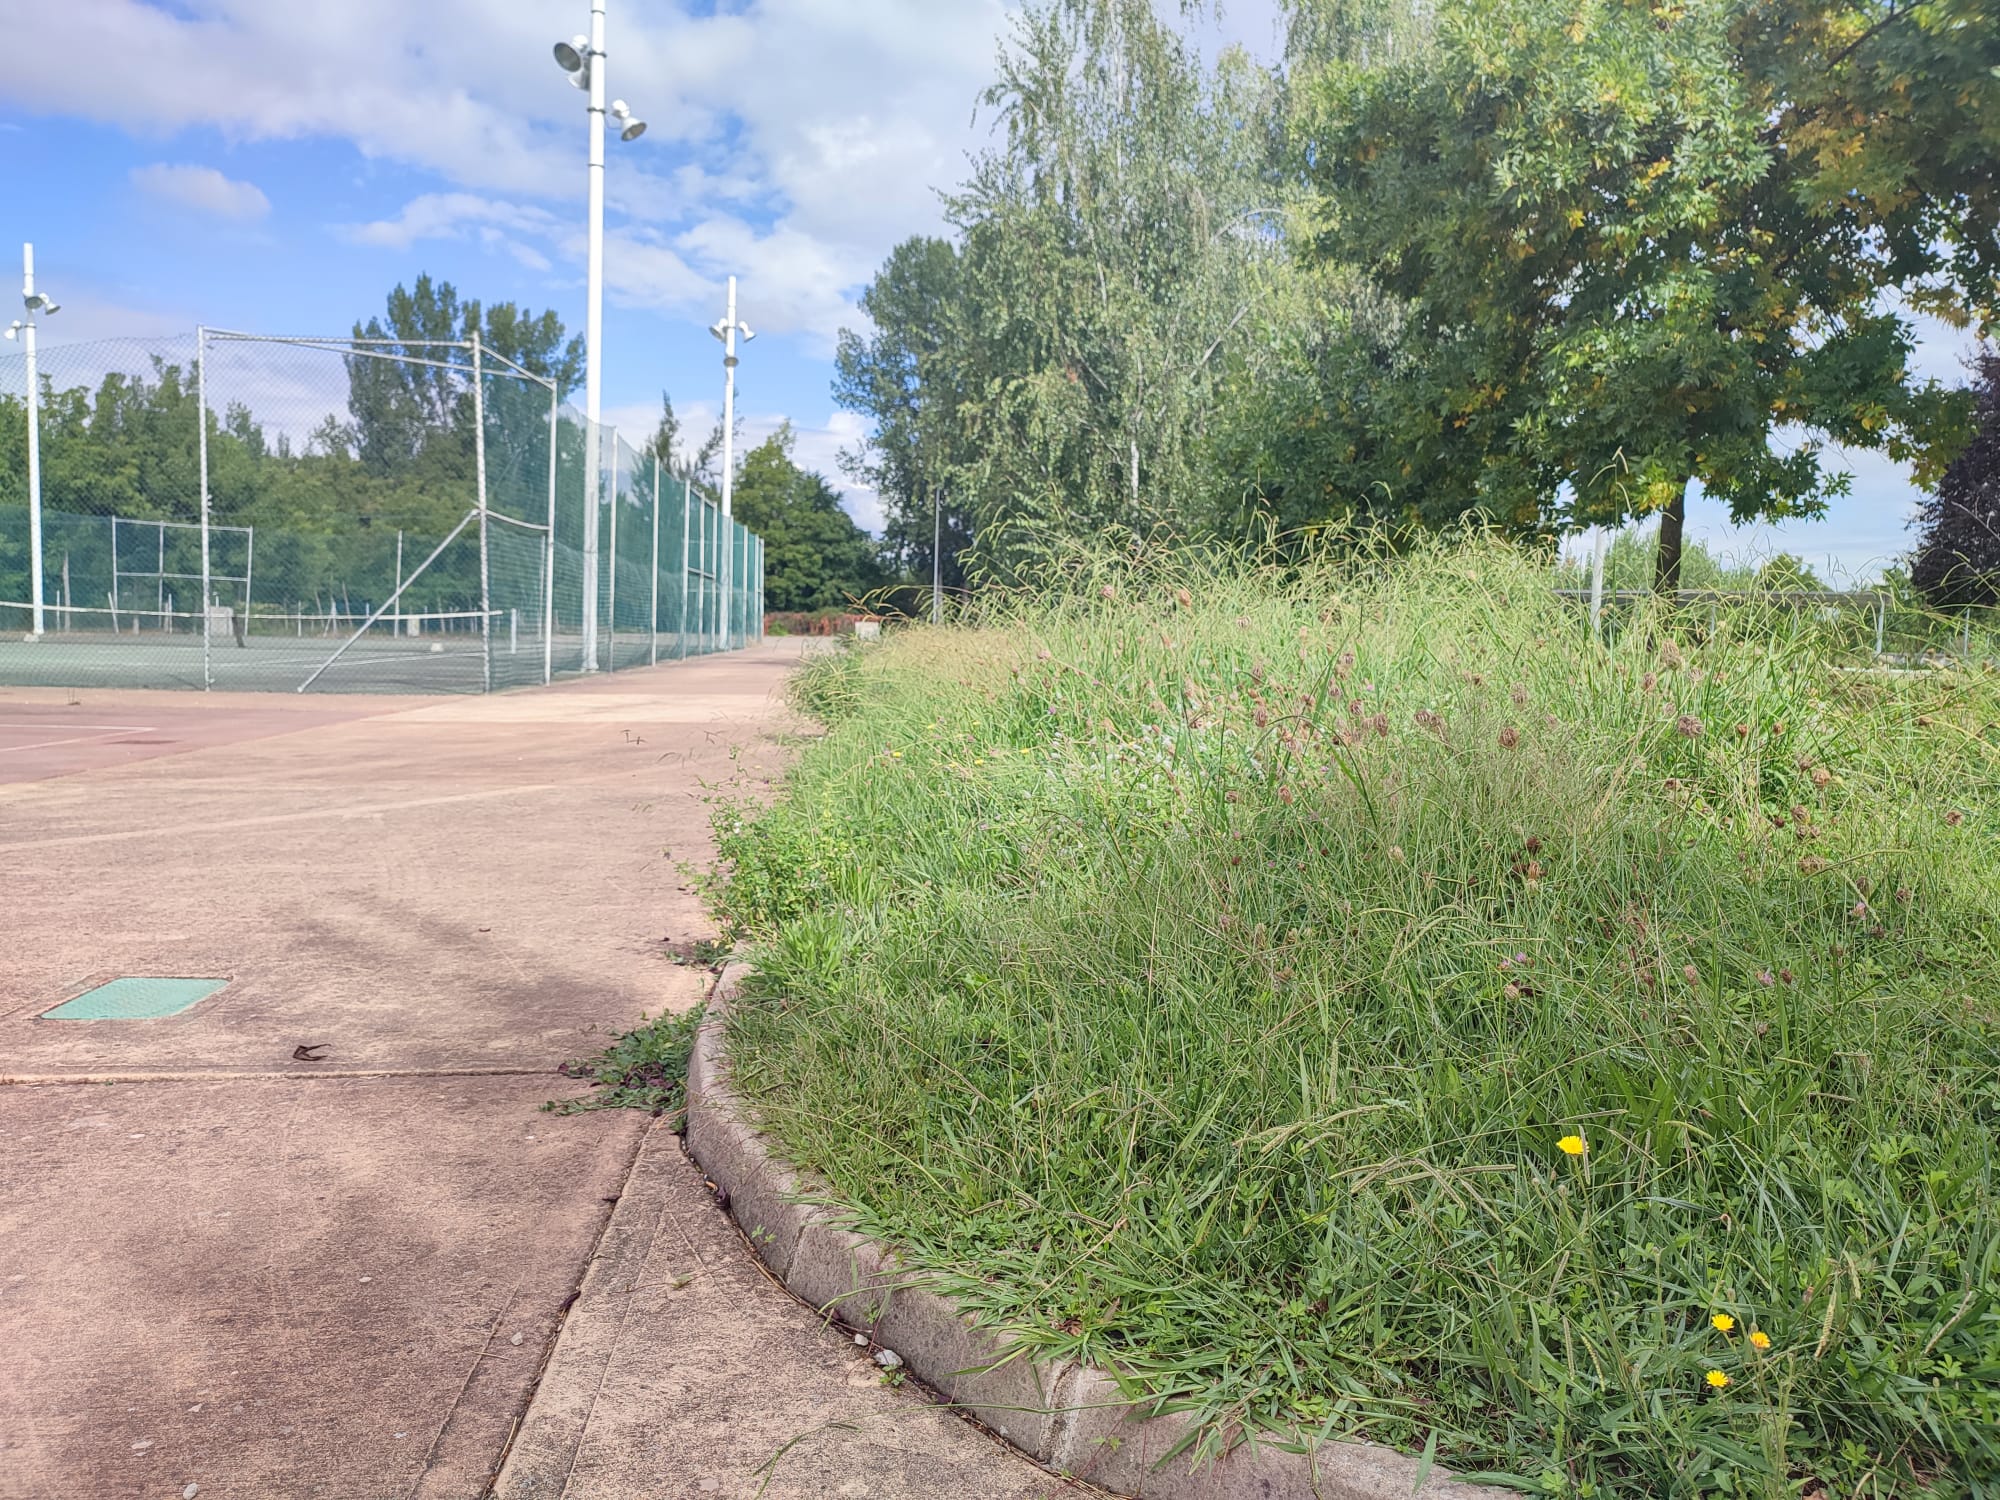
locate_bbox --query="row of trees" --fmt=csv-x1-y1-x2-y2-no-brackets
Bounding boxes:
1,274,888,623
834,0,2000,596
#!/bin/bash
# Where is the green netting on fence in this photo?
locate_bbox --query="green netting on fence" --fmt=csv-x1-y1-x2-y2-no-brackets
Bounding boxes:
0,330,765,693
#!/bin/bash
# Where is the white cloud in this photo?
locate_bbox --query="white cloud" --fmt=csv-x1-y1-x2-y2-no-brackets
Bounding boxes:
131,163,270,221
342,193,558,250
0,0,1029,363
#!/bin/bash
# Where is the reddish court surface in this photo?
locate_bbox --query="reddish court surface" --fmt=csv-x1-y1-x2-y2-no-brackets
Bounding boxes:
0,690,417,786
0,643,807,1500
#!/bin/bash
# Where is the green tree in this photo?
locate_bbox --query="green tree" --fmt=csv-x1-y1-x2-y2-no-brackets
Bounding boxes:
833,236,974,592
637,390,724,492
345,273,583,476
1754,551,1825,591
831,0,1283,584
1291,0,1998,588
728,425,883,611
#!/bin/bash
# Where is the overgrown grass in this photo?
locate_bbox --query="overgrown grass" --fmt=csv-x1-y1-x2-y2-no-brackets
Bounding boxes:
710,538,2000,1498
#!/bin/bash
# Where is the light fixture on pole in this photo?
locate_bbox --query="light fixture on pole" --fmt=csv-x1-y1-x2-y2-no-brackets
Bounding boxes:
5,242,59,641
552,2,646,671
708,276,752,650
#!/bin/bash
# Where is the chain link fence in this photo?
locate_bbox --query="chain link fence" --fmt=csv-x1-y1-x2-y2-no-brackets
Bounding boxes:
0,330,764,693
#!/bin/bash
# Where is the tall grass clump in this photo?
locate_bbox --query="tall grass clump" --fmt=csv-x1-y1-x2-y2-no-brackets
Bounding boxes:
712,537,2000,1498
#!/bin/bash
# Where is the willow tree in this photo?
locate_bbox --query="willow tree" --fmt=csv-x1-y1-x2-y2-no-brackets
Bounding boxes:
1292,0,2000,587
849,0,1283,583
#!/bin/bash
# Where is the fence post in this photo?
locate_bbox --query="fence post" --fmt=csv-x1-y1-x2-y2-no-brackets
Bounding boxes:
543,382,558,685
678,474,692,659
581,419,601,673
650,454,661,667
606,430,620,672
1588,526,1606,642
197,325,213,689
472,331,492,693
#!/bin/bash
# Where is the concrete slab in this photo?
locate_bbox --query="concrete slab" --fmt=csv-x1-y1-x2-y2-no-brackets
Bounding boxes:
495,1122,1071,1500
0,1075,643,1500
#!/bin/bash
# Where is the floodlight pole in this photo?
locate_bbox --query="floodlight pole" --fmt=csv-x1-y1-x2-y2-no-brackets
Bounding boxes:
197,324,212,688
714,275,746,651
19,243,46,639
578,0,609,671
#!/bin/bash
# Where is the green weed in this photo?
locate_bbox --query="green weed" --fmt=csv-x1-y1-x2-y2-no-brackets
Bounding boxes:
546,1004,705,1120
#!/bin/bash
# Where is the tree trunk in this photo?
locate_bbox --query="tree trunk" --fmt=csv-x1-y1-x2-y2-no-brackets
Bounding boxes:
1654,482,1689,595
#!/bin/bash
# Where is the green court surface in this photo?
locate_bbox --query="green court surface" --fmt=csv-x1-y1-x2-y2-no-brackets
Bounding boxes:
42,977,230,1020
0,628,706,694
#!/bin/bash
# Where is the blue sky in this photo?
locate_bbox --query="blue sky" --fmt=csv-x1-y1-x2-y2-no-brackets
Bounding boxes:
0,0,1976,581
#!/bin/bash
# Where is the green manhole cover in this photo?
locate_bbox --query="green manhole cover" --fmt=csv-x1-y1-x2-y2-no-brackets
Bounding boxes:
42,977,228,1020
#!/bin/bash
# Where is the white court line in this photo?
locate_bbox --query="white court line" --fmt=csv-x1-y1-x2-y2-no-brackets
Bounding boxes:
0,725,154,754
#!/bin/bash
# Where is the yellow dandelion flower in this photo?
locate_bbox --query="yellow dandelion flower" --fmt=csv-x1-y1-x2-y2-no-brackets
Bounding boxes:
1705,1370,1729,1389
1711,1314,1735,1333
1749,1330,1770,1351
892,750,904,759
1557,1134,1586,1156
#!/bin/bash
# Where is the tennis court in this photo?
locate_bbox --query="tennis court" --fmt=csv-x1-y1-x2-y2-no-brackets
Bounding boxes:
3,329,767,697
0,621,540,694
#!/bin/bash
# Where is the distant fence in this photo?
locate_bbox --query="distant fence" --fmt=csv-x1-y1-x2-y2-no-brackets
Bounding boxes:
0,330,764,693
1556,586,1997,663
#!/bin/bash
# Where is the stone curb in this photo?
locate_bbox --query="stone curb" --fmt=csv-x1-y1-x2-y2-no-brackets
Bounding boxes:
685,962,1508,1500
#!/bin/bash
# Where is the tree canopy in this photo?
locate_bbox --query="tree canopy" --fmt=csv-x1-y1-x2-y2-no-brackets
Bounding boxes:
831,0,1999,591
1291,0,1997,586
727,424,884,611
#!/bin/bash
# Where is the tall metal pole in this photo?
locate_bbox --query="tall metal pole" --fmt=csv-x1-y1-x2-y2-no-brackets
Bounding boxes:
932,483,942,626
649,452,661,666
197,325,212,687
678,473,691,657
716,275,741,652
21,244,46,639
606,431,619,670
543,382,558,685
473,331,493,693
579,0,608,672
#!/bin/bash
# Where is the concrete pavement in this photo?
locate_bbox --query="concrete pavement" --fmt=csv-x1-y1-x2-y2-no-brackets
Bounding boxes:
0,644,1062,1500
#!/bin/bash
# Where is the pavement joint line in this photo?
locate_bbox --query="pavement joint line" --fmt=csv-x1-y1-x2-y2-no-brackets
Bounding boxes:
686,962,1510,1500
0,1066,558,1086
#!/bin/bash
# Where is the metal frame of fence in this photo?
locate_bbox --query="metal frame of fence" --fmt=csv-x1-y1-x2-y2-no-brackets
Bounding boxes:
1555,585,1998,665
0,328,766,694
